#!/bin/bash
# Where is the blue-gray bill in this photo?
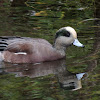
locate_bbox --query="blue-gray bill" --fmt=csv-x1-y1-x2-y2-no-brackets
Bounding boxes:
73,39,84,47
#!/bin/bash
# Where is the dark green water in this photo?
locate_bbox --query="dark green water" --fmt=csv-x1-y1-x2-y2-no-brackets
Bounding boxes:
0,0,100,100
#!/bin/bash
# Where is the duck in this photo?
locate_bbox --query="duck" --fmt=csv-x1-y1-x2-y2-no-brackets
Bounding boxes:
0,26,84,63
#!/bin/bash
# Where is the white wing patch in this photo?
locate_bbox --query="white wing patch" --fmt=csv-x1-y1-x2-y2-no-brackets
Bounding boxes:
14,52,27,55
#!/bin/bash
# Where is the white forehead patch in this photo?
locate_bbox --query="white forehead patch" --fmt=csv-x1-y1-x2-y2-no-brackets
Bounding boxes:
65,27,77,38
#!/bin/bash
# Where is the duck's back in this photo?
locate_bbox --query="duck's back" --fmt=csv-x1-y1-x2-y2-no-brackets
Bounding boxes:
0,36,52,51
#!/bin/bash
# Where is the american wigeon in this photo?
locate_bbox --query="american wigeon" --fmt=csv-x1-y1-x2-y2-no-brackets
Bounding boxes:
0,27,84,63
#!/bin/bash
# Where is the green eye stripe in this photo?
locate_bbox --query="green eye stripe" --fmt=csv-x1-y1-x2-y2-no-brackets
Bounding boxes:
55,29,70,39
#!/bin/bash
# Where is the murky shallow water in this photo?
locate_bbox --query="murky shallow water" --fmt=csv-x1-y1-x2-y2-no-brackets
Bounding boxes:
0,0,100,100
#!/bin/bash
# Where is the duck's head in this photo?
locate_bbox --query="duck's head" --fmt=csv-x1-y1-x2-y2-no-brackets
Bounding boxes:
54,27,84,48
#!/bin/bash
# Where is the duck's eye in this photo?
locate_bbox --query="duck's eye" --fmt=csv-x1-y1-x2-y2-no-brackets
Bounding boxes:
62,31,70,37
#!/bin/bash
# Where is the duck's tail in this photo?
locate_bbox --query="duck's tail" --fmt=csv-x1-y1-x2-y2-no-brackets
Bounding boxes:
0,52,4,61
0,36,9,51
0,36,20,51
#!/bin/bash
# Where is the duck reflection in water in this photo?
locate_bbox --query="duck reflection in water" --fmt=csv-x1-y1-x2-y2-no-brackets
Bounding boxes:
1,59,85,91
